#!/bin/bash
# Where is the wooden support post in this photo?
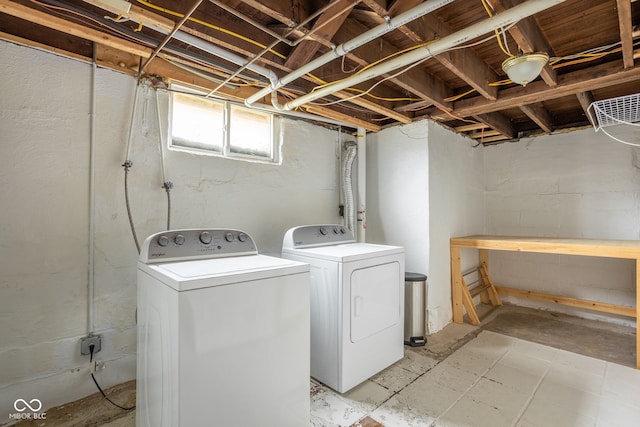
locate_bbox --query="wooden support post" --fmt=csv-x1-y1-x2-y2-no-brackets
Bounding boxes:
451,246,463,323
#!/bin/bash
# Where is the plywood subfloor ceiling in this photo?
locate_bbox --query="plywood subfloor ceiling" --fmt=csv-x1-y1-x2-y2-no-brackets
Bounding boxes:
1,0,639,142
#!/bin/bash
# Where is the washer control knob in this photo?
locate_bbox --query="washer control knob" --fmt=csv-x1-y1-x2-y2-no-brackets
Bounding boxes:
238,233,247,242
333,227,340,234
340,227,346,234
157,235,170,247
174,234,185,245
319,226,328,235
225,232,234,242
199,231,212,244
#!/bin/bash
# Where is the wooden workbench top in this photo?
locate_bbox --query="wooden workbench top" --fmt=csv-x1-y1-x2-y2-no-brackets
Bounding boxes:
450,235,640,259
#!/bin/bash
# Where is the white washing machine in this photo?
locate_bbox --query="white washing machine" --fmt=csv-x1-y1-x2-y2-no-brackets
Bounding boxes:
137,228,310,427
282,224,404,393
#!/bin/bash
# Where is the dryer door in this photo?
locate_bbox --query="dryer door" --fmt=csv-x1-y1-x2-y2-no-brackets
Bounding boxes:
349,261,401,343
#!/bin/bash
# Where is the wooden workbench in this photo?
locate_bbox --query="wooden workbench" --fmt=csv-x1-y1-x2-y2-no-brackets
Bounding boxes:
450,235,640,369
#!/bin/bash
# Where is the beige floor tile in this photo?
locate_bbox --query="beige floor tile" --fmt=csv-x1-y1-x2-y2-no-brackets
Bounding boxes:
369,363,420,393
437,396,516,427
396,348,438,375
464,377,532,419
596,394,640,427
369,396,434,427
519,395,597,427
338,380,395,414
530,379,601,419
483,359,545,394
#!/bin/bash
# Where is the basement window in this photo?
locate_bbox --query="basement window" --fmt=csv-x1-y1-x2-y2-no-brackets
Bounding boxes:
169,87,279,164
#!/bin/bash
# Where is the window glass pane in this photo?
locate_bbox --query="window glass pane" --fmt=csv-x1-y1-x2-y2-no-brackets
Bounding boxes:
171,93,223,151
229,104,272,157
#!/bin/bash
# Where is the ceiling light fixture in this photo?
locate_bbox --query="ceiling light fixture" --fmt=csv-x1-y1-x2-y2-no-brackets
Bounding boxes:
502,52,549,86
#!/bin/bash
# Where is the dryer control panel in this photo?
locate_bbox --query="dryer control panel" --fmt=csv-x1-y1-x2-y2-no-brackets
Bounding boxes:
283,224,355,249
139,229,257,263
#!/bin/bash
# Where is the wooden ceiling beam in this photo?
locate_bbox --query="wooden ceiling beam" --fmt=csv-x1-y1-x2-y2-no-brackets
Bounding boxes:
520,103,554,133
616,0,635,68
430,60,640,119
362,3,500,101
235,0,297,27
334,19,453,111
0,0,151,58
421,14,499,100
485,0,557,86
576,91,596,126
284,0,356,69
304,105,382,132
455,123,490,132
386,0,427,43
472,112,516,139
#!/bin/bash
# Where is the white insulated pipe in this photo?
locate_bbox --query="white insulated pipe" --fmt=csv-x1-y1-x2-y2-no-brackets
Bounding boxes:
170,30,280,87
356,128,366,243
283,0,566,111
245,0,455,106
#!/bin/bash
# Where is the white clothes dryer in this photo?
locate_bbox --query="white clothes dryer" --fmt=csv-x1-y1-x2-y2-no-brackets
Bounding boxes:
282,224,404,393
137,229,310,427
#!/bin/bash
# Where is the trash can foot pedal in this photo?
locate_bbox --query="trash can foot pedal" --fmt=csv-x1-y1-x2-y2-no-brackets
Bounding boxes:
405,336,426,347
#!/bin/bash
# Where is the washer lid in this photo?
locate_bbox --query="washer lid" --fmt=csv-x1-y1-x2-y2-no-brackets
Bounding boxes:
138,254,309,291
282,242,403,262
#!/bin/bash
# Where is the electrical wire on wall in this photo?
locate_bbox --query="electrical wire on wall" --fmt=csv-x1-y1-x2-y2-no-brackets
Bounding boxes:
122,78,143,254
154,83,173,230
122,75,175,254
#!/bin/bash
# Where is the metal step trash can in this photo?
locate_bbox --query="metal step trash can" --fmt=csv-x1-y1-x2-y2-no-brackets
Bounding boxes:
404,272,427,347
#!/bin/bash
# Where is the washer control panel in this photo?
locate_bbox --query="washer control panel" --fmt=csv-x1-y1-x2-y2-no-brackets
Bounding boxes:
140,229,257,263
282,224,355,249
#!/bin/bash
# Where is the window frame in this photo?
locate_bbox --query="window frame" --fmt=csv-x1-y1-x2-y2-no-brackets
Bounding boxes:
168,85,281,165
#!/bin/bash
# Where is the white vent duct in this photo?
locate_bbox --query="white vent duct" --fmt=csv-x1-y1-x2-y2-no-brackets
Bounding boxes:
283,0,566,111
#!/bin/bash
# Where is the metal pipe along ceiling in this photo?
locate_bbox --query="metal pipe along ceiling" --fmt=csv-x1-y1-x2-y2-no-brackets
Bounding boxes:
244,0,456,106
283,0,567,111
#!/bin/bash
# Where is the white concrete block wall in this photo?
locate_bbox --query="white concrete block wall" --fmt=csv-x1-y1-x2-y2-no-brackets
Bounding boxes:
366,120,485,334
427,122,485,332
366,120,429,273
0,40,342,417
484,129,640,325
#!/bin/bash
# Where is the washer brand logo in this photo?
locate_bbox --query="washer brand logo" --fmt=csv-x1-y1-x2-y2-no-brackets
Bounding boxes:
8,399,46,420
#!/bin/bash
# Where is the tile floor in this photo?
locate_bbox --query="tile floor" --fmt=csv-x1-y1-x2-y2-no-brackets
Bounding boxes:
88,329,640,427
14,318,640,427
310,330,640,427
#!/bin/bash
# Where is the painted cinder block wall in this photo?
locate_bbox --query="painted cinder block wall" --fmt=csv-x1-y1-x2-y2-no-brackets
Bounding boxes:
484,128,640,325
366,121,485,333
0,40,342,417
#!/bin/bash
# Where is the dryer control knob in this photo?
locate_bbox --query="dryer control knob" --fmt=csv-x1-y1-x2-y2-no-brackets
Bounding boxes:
319,226,328,235
238,233,247,242
174,234,185,245
333,227,340,234
225,232,234,242
157,236,170,247
199,231,212,244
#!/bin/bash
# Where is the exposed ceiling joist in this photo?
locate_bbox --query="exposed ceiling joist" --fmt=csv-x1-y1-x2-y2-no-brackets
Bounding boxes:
520,103,554,133
1,0,637,143
432,61,640,119
616,0,635,68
